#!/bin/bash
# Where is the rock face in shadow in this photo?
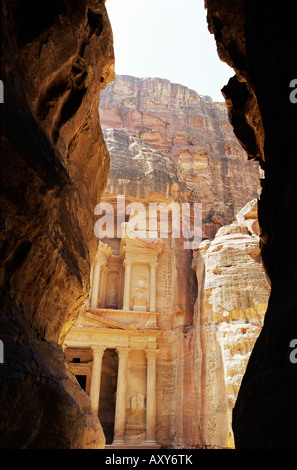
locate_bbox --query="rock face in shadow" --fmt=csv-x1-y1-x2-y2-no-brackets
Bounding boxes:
206,0,297,448
0,0,114,448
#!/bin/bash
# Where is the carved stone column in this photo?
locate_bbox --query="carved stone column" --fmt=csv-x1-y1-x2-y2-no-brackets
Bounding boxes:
123,260,132,311
144,349,159,444
90,242,112,308
90,262,102,308
149,262,158,312
113,348,130,445
89,347,105,416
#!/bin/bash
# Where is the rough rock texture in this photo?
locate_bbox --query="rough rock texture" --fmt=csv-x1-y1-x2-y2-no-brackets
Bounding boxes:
0,0,114,448
206,0,297,448
192,199,270,447
99,75,263,237
101,127,189,201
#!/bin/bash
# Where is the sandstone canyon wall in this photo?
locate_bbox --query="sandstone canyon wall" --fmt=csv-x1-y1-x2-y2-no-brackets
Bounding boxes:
0,0,114,448
206,0,297,448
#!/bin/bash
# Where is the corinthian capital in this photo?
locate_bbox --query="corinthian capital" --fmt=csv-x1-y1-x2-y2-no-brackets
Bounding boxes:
95,241,112,264
91,346,106,358
116,347,131,359
145,348,159,360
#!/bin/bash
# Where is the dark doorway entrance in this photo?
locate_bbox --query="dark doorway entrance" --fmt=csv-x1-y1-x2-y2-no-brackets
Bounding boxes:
98,348,119,444
76,374,87,391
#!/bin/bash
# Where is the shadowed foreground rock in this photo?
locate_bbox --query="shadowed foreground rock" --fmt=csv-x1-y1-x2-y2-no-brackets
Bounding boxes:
0,0,114,448
206,0,297,448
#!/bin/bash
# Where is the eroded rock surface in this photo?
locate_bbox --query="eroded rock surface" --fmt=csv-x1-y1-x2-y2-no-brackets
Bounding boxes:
206,0,297,448
192,199,270,447
0,0,114,448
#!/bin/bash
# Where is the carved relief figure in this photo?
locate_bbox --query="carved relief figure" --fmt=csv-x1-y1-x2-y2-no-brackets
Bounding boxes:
134,278,148,299
106,271,119,308
130,393,146,424
132,277,148,311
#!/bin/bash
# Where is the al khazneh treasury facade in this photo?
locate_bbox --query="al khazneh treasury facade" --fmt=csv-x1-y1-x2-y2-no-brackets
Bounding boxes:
64,212,198,449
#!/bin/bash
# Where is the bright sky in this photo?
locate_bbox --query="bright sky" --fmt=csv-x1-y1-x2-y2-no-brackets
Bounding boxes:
105,0,233,102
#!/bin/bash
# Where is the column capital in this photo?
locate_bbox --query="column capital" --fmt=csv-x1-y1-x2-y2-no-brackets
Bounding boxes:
91,346,106,358
116,347,131,359
149,261,158,269
123,259,133,268
95,254,108,266
145,348,159,360
95,242,112,266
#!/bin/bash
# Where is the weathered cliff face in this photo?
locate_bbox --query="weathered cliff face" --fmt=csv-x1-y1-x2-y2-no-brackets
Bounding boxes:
0,0,114,448
99,75,263,237
101,127,189,201
206,0,297,448
192,199,270,447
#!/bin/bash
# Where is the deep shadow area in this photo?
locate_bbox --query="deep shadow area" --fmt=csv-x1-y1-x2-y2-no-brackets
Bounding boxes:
206,0,297,448
98,349,119,445
0,0,114,448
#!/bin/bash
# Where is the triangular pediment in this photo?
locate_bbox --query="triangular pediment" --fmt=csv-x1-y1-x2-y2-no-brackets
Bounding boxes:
125,235,164,251
120,223,165,255
78,309,140,330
